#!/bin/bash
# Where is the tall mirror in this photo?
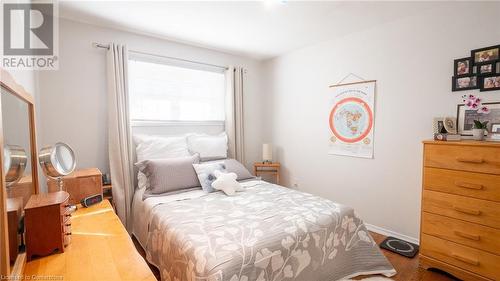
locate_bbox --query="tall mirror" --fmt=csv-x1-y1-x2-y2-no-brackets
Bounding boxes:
0,69,38,276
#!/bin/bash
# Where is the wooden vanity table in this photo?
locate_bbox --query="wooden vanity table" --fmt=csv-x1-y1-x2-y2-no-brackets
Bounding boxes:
24,200,156,281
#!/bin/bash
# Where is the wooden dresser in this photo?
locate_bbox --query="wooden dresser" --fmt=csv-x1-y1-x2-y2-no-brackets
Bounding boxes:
48,168,103,205
24,191,71,261
24,200,156,281
421,141,500,281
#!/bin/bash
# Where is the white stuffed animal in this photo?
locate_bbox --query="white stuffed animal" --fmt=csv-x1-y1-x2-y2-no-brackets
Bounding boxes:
211,170,244,196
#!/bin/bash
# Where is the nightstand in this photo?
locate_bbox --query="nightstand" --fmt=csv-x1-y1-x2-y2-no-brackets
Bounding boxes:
253,162,281,184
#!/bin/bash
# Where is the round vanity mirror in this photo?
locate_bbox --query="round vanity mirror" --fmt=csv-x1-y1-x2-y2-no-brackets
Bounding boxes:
39,142,76,179
3,145,28,187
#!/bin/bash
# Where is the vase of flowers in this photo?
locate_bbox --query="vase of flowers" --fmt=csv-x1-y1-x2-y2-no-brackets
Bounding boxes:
472,120,488,140
462,94,490,141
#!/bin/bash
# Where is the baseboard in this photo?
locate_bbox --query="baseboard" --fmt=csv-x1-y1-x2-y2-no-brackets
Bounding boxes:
365,223,419,245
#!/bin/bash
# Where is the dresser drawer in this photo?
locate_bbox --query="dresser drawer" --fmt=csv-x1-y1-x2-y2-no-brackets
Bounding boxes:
423,167,500,202
421,212,500,255
63,221,71,247
422,190,500,229
424,144,500,174
421,234,500,280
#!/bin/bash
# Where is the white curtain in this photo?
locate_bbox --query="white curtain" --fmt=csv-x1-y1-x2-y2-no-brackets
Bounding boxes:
107,43,134,230
225,67,245,163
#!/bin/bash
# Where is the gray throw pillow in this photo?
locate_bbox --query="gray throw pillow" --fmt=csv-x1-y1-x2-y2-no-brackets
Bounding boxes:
224,159,254,181
192,162,227,193
136,154,201,199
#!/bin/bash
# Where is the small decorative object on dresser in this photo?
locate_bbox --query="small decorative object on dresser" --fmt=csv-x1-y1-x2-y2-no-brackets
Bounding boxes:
420,141,500,281
432,117,447,134
39,142,76,191
24,191,71,261
254,162,280,184
47,168,103,205
433,117,460,141
457,97,500,136
472,120,489,141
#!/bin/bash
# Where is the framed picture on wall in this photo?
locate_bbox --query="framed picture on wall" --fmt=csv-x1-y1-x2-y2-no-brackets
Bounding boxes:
480,75,500,91
457,102,500,135
454,57,472,76
452,75,478,91
478,63,496,75
471,45,500,64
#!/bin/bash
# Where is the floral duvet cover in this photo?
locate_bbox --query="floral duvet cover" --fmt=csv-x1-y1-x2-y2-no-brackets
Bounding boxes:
145,181,395,281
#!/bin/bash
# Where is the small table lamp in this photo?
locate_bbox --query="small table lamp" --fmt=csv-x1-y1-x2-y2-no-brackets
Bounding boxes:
262,143,272,163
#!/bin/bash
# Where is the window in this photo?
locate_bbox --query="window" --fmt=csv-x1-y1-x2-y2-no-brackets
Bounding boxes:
128,56,226,122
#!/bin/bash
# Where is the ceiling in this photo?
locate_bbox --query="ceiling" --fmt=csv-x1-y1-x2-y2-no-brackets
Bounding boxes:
59,1,438,60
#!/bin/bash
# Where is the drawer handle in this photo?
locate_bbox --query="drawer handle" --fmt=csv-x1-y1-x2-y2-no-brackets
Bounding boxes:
65,223,72,227
456,157,484,164
65,232,72,236
453,206,481,216
454,181,484,190
454,231,481,241
65,214,72,218
451,253,479,266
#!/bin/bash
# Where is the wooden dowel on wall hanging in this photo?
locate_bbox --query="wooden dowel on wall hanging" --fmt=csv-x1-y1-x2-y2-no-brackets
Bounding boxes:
329,79,377,88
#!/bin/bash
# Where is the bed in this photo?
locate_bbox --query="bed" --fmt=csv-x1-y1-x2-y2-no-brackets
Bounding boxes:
132,179,396,281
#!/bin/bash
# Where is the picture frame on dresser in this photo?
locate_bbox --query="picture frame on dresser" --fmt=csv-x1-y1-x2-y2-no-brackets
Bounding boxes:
457,102,500,136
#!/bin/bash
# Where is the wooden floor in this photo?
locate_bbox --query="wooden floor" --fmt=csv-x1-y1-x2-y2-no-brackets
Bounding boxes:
133,232,460,281
359,232,459,281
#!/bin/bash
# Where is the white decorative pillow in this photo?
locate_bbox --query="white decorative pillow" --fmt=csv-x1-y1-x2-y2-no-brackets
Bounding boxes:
192,162,227,193
187,133,228,161
211,170,244,196
134,134,190,162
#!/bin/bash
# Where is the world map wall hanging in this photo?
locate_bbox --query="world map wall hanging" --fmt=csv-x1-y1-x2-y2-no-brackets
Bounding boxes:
328,80,376,158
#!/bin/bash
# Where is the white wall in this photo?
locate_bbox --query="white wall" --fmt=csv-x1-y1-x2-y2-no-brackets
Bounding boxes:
262,2,500,240
8,70,37,96
37,19,265,191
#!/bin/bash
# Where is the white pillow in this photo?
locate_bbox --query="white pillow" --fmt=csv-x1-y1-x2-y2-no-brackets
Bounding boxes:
134,135,191,162
187,133,228,161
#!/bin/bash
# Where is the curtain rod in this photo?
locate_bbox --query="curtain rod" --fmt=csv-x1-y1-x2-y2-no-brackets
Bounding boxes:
92,42,229,70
